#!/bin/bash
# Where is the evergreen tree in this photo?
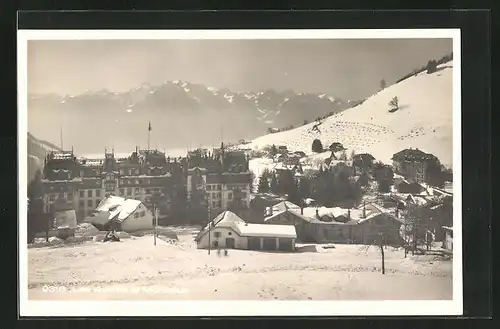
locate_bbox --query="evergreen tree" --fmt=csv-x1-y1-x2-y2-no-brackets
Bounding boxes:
257,169,271,193
380,79,386,90
270,173,279,193
389,96,399,111
311,139,323,153
270,144,278,157
426,60,438,74
298,178,310,199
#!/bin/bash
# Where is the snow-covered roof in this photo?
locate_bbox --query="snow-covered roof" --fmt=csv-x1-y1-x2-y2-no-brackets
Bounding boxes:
196,210,297,240
302,206,348,219
271,201,301,213
94,195,142,222
264,208,315,224
235,222,297,238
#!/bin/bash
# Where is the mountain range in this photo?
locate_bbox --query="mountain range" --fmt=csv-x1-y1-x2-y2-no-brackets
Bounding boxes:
28,81,356,155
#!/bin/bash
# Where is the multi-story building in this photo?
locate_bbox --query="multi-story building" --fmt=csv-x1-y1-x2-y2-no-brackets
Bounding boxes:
42,148,184,222
41,143,252,223
392,148,440,183
186,144,252,214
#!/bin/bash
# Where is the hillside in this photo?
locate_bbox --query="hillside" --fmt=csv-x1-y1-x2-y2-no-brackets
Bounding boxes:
28,82,350,154
246,61,454,168
27,132,62,183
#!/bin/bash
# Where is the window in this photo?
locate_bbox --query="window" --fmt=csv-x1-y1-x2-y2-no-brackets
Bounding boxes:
217,192,222,198
140,211,145,217
120,179,124,185
228,232,232,236
212,201,217,209
79,200,84,208
87,190,93,198
135,169,140,175
207,185,212,191
218,184,222,190
87,200,93,207
135,179,140,185
228,192,233,199
135,188,140,194
216,201,221,208
127,188,132,196
49,194,56,201
96,190,101,197
119,189,125,196
134,212,140,219
214,232,221,238
79,190,84,198
129,169,132,176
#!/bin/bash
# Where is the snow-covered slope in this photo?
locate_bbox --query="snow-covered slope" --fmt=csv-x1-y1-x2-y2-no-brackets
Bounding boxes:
247,61,454,167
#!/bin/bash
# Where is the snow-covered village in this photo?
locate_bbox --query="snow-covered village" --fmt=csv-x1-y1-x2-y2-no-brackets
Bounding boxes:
24,38,455,302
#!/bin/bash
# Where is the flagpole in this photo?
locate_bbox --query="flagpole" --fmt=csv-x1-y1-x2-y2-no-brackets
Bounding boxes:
148,121,151,151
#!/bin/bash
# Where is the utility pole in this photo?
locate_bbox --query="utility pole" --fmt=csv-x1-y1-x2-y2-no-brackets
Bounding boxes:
379,233,385,274
207,196,212,255
154,205,158,246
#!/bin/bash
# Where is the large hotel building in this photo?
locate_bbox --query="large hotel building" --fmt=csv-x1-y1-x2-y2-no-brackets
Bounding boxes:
40,144,252,222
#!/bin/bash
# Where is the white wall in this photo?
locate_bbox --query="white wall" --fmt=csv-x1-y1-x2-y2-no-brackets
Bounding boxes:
197,227,247,250
121,203,154,233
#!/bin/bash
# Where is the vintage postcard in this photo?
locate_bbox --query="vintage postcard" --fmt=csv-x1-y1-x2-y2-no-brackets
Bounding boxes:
18,29,462,316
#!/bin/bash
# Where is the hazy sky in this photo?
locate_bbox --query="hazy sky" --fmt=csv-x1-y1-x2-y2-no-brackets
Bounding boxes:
28,38,452,100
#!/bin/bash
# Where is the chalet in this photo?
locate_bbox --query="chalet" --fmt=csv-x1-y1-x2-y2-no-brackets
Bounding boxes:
352,153,376,174
264,207,317,242
195,211,297,251
392,148,440,183
85,195,154,233
271,203,403,245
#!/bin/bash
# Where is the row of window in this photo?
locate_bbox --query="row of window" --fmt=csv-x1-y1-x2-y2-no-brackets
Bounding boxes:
79,199,101,209
118,187,164,197
206,184,222,191
133,210,146,219
79,189,102,198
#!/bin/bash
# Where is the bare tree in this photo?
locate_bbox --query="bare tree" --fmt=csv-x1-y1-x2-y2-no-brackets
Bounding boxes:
378,233,385,275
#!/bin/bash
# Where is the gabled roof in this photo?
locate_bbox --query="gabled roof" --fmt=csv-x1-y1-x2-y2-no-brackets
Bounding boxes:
196,210,297,241
264,208,315,224
94,195,142,222
271,200,301,213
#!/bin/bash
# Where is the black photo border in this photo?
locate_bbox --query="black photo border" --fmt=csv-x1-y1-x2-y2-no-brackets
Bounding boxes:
5,8,492,326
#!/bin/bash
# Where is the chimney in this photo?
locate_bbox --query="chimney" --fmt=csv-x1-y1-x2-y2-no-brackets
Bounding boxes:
362,202,366,218
301,206,304,215
347,209,351,220
315,208,320,219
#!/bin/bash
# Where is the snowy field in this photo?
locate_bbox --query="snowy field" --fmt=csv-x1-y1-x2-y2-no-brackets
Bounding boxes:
245,62,453,168
28,227,452,301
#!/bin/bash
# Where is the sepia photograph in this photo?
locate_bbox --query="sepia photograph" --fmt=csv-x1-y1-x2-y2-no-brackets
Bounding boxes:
18,29,462,316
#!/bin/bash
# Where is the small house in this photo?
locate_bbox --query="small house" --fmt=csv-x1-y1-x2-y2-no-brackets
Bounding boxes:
195,211,297,251
86,195,154,233
264,207,317,242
